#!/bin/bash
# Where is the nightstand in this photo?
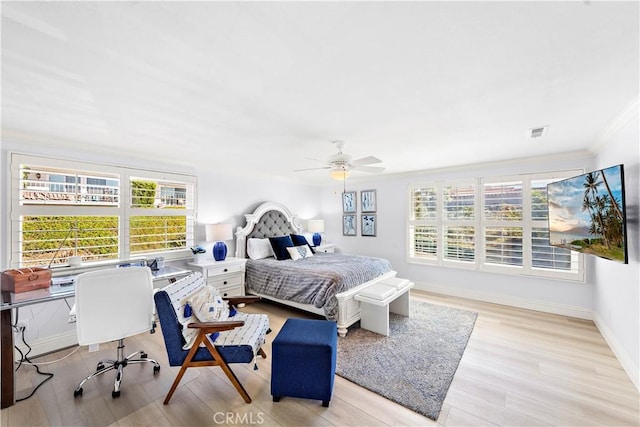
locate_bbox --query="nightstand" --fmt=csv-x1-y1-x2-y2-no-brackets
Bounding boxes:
315,243,336,253
187,257,246,297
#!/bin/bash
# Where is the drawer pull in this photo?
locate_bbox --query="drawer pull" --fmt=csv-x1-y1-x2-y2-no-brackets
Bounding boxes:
223,268,228,272
223,281,228,285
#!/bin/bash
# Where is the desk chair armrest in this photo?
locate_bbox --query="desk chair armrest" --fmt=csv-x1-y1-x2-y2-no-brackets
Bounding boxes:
187,320,245,333
224,296,261,306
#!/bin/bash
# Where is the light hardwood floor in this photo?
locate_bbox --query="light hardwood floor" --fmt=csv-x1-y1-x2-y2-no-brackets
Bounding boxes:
2,291,638,427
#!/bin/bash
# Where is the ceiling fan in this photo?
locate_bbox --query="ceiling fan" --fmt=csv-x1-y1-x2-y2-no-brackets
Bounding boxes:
295,141,385,180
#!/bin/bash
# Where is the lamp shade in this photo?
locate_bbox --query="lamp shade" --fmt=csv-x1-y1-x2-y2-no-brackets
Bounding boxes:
307,220,325,233
307,219,325,246
205,223,233,242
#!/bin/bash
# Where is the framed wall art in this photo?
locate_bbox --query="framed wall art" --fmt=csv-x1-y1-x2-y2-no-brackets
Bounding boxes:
361,189,376,212
361,214,376,237
342,191,356,213
343,214,357,236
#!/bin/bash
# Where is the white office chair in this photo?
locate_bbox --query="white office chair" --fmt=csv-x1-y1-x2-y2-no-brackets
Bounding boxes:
73,267,160,398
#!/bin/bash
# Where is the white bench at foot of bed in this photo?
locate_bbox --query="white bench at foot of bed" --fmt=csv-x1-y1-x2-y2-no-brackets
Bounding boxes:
354,277,414,336
247,270,398,337
333,270,398,337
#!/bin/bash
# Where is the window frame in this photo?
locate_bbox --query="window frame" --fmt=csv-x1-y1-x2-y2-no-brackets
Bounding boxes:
407,170,585,282
9,153,196,269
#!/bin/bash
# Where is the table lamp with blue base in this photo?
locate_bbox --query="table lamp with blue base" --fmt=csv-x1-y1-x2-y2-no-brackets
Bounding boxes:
307,219,325,247
206,223,233,261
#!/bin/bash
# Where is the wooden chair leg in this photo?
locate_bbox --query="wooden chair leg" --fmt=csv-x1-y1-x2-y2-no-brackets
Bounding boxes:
163,331,256,405
203,338,251,403
258,348,267,359
163,339,202,405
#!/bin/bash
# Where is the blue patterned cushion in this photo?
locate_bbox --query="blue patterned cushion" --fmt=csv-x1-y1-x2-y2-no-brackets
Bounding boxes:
290,234,315,254
287,245,314,261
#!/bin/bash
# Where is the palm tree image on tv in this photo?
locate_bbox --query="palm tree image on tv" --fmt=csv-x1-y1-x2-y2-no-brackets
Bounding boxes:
548,165,627,263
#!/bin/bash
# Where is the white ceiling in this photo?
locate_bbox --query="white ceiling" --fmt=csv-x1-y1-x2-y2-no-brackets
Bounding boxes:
2,1,638,184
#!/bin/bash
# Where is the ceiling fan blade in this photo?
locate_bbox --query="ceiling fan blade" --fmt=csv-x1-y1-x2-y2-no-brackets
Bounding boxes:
351,156,382,167
293,166,331,172
352,165,385,173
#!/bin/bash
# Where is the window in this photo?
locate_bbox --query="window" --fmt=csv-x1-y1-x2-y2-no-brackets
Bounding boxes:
408,171,583,281
10,154,195,268
409,186,438,260
443,182,475,264
483,180,523,268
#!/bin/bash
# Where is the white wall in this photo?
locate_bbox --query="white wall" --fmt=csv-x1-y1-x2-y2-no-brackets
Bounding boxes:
1,138,321,356
591,102,639,390
321,151,597,320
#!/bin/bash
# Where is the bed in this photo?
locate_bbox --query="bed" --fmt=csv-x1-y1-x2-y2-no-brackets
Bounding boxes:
234,201,397,336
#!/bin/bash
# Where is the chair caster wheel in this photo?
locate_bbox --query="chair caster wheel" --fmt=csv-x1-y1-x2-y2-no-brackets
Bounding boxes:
112,390,121,398
96,363,105,370
74,388,83,398
141,352,148,359
153,365,160,374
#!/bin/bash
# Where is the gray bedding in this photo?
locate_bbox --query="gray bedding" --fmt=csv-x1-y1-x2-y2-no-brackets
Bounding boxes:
245,252,393,320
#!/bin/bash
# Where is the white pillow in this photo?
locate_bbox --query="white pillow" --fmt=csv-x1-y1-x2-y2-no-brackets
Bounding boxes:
189,284,230,322
286,245,314,261
247,238,274,260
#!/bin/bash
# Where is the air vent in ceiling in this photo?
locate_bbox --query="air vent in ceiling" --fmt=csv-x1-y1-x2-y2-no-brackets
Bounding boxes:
529,125,549,139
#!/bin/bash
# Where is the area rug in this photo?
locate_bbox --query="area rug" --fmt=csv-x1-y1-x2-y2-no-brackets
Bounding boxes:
336,300,477,421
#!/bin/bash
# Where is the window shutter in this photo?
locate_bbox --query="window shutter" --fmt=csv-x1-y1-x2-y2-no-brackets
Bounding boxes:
485,226,523,266
20,216,119,267
409,225,437,259
410,187,437,221
407,171,582,280
443,184,475,220
20,166,119,206
483,181,523,220
444,226,475,262
11,154,196,268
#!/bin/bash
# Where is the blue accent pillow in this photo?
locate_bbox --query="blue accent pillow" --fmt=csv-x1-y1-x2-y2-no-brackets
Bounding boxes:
269,235,294,260
290,234,315,254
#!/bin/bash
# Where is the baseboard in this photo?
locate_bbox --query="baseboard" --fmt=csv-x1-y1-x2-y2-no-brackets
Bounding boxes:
593,312,640,392
414,281,593,320
14,330,78,360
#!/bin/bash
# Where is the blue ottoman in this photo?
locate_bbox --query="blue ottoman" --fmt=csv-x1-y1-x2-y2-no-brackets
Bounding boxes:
271,318,337,407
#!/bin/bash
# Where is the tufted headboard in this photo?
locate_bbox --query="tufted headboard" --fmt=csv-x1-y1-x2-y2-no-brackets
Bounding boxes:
235,202,301,258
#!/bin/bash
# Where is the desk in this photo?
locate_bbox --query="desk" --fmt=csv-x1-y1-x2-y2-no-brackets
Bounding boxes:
0,266,190,409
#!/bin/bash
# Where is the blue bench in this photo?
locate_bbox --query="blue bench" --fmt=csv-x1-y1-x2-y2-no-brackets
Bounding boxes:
271,318,337,407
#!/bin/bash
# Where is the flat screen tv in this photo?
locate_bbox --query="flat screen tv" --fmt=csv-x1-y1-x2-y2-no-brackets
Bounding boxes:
547,164,627,264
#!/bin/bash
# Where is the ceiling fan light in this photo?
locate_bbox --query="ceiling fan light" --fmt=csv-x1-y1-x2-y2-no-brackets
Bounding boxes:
330,168,350,181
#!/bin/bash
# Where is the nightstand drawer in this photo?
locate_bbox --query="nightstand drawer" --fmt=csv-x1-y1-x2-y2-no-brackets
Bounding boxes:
208,275,242,289
187,257,246,297
315,244,336,253
205,263,244,278
218,284,243,298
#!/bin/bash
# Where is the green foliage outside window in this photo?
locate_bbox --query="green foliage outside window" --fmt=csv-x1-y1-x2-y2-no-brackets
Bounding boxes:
131,180,157,207
22,216,119,265
130,216,187,254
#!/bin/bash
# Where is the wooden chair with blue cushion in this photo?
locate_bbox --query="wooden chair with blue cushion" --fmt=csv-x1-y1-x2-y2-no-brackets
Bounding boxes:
153,272,269,404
